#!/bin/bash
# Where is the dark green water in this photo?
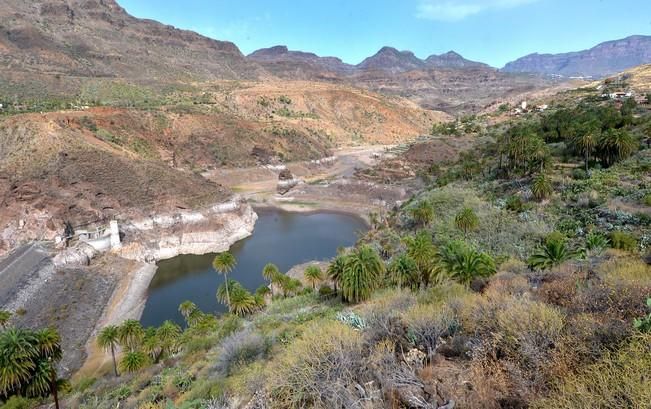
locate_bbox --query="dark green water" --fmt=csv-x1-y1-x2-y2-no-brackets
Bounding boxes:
140,208,367,327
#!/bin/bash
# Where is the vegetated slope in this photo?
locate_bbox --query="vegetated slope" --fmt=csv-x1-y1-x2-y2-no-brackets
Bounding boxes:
503,35,651,78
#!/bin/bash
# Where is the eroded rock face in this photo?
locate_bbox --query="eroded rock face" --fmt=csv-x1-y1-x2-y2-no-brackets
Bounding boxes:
117,197,257,262
277,169,300,195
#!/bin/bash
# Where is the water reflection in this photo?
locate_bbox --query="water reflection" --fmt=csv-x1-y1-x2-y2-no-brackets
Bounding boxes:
140,208,367,327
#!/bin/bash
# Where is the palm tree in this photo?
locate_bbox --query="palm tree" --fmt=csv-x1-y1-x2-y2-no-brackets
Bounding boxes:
0,310,11,329
0,328,38,396
219,280,256,316
156,321,182,357
574,131,597,172
229,288,257,316
141,327,162,363
256,285,271,298
213,252,237,310
439,241,496,286
0,327,63,408
304,265,323,290
454,207,479,238
117,319,144,351
284,278,303,297
341,245,384,303
97,325,120,376
388,253,418,289
531,173,553,201
528,236,575,271
597,128,637,166
119,351,147,373
262,263,280,296
34,328,63,409
404,231,439,287
217,278,240,309
584,232,609,269
178,301,198,326
410,200,434,227
327,255,347,293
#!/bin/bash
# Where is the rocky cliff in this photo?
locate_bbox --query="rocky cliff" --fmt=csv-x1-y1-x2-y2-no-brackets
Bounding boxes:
118,197,257,262
503,35,651,78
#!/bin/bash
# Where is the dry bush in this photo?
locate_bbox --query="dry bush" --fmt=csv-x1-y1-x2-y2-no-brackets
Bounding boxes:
549,313,631,377
599,257,651,286
461,294,566,401
577,257,651,320
368,340,430,408
359,288,415,348
402,304,458,360
499,258,529,275
533,334,651,409
268,321,372,409
537,273,579,309
213,329,269,376
417,281,470,305
484,272,531,298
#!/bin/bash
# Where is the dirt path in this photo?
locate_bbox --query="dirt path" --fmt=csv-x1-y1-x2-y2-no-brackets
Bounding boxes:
74,258,157,380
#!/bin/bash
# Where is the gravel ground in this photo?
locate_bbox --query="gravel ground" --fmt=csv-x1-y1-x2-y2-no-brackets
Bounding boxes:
7,257,119,376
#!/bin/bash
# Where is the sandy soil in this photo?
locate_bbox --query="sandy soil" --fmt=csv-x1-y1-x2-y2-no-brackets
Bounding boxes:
206,145,404,219
74,257,156,380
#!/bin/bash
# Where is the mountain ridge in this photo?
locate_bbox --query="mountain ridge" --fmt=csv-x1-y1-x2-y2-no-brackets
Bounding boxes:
502,35,651,78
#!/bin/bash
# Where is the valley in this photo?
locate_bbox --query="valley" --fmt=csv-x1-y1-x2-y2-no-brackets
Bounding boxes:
0,1,650,409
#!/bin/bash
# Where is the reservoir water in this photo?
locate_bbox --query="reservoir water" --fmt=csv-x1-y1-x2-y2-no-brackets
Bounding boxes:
140,208,367,327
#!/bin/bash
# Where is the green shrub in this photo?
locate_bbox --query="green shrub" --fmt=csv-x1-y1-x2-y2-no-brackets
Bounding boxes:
506,195,525,212
571,168,588,180
609,231,638,252
1,396,33,409
633,298,651,333
643,193,651,206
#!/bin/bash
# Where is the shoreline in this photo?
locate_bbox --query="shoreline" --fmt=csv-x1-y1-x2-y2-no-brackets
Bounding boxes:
252,201,372,226
75,200,372,379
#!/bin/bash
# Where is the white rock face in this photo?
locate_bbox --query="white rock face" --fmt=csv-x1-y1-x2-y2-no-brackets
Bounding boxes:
117,197,258,262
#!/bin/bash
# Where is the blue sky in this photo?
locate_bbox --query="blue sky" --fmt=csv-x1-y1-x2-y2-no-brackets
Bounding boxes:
119,0,651,67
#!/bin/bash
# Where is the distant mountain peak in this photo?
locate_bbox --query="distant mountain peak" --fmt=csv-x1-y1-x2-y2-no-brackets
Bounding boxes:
502,35,651,78
424,50,490,69
357,46,425,73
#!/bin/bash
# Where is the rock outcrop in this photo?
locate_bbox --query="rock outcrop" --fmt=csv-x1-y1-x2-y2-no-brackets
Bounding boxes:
277,169,300,195
117,196,257,262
